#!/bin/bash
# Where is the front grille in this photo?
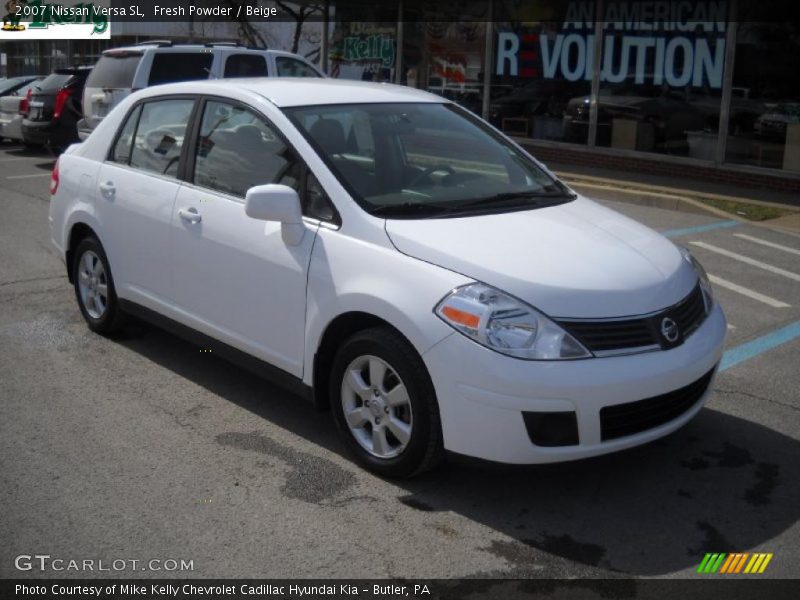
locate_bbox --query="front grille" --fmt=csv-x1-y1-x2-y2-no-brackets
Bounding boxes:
600,368,715,441
557,284,707,354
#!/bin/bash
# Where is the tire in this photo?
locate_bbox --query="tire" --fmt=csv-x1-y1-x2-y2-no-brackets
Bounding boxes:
330,327,444,478
72,236,126,333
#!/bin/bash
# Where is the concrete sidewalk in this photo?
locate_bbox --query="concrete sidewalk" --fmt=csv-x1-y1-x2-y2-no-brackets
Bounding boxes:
549,162,800,234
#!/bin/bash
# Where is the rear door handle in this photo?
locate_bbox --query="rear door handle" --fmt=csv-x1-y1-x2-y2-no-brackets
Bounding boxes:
98,180,115,198
178,207,202,224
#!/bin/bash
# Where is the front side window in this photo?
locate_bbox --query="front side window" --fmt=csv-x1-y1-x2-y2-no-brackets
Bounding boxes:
129,99,195,178
148,53,213,86
284,102,572,218
192,101,301,197
275,57,321,78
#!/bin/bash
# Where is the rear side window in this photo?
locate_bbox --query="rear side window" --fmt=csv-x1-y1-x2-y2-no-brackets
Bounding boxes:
148,53,213,86
192,100,301,197
224,54,268,77
275,57,320,78
110,105,142,164
129,99,195,178
86,53,142,89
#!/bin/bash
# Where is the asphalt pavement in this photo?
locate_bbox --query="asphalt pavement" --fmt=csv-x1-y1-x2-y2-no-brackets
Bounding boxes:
1,142,798,580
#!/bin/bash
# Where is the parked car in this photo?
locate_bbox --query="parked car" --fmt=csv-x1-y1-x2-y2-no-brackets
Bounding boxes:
755,103,800,141
78,41,324,140
0,77,44,142
50,79,726,478
0,75,44,98
22,67,92,151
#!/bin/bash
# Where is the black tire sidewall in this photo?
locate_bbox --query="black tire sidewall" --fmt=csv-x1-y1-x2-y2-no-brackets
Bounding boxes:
330,329,441,478
72,237,122,333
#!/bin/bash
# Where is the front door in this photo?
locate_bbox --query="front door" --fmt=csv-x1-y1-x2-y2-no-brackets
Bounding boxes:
170,99,316,377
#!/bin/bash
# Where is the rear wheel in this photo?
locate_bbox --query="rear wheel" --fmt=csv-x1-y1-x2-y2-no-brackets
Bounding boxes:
72,236,126,333
330,327,444,478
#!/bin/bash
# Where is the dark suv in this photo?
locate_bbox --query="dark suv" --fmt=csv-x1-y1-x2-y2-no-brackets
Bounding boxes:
22,67,92,151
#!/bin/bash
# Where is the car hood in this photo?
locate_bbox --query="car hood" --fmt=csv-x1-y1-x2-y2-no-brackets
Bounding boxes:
384,196,697,318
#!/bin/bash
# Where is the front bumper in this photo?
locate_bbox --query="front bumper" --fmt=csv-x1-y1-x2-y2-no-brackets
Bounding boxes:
422,302,726,464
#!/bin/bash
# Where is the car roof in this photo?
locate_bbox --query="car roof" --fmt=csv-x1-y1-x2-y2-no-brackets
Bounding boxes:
136,78,446,108
104,44,294,56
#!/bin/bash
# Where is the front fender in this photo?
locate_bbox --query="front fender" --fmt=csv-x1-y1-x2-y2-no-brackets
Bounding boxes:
303,228,472,385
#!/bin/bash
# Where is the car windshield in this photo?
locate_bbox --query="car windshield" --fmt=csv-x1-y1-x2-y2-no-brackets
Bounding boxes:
283,102,574,218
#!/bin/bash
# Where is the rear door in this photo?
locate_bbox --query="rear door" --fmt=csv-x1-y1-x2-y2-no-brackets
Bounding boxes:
95,97,197,307
82,51,143,130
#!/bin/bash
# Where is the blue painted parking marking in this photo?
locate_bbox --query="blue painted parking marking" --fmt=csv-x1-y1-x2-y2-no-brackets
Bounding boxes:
720,321,800,371
660,220,741,238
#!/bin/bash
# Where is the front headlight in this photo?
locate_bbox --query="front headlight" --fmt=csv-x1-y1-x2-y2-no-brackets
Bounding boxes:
679,246,714,312
434,283,592,360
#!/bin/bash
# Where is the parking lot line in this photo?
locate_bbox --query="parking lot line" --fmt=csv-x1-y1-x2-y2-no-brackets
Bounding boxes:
659,220,740,238
5,173,50,180
720,320,800,371
733,233,800,256
690,241,800,282
709,274,791,308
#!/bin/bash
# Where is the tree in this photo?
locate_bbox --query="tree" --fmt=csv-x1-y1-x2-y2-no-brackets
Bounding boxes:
275,1,325,54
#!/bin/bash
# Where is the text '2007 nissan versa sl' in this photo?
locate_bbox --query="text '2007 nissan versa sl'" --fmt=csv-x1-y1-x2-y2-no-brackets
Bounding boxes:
49,78,726,478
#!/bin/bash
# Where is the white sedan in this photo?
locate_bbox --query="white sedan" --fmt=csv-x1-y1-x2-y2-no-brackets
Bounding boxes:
49,78,726,477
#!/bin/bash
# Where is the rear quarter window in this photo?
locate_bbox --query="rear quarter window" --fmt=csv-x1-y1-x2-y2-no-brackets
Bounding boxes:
86,53,142,89
148,53,213,86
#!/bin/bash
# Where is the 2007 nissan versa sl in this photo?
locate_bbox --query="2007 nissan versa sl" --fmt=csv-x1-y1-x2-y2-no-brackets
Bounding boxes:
50,79,726,477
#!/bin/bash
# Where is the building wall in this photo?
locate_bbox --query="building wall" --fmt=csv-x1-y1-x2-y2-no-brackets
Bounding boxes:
2,1,798,185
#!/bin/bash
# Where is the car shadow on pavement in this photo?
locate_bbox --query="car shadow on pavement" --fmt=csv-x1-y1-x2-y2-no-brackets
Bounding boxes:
3,145,52,158
117,321,800,578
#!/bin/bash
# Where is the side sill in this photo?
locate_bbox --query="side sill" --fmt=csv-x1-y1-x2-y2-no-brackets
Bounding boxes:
119,299,314,403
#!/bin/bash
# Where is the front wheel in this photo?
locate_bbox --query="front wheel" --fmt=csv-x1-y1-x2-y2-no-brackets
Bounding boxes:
72,236,126,333
330,327,444,478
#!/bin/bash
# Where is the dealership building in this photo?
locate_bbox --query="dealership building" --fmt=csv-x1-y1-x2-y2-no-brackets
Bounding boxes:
2,0,799,191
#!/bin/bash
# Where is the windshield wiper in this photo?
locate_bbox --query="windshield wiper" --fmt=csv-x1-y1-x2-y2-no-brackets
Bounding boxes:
456,189,576,210
369,202,450,218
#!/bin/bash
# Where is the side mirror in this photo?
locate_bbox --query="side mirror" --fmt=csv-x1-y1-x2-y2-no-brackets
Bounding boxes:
245,184,305,245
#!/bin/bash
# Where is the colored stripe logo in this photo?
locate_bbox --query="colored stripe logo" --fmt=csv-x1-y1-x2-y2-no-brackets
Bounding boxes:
697,552,773,574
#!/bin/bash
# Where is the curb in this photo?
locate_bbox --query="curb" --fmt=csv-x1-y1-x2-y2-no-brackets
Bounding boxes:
557,173,800,236
556,171,800,212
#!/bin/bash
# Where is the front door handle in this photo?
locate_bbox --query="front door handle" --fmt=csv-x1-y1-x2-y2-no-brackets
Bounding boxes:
178,207,202,224
98,180,115,198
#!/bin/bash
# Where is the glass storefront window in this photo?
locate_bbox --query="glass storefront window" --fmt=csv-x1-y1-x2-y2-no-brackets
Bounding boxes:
725,23,800,172
490,22,591,143
401,2,489,115
594,4,727,157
